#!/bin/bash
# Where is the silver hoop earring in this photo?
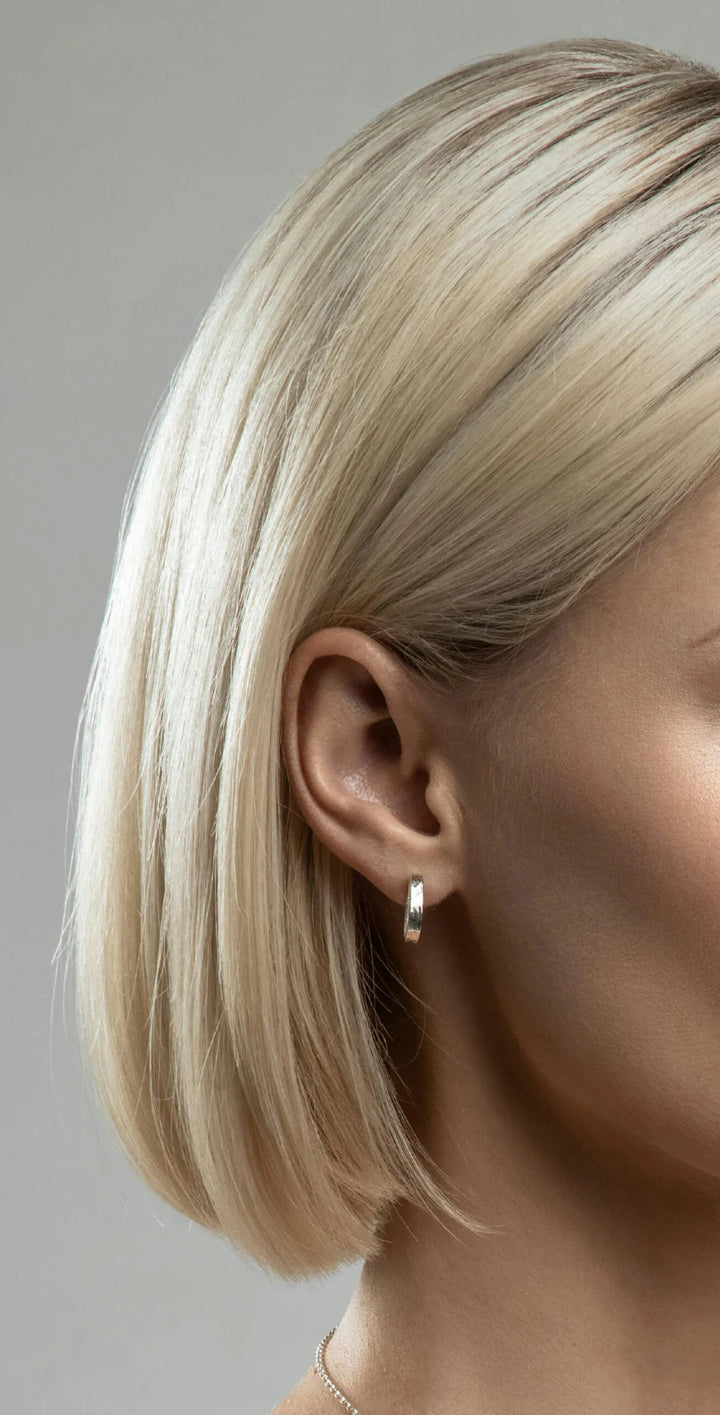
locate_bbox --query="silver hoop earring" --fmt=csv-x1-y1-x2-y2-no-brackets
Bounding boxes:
403,874,423,943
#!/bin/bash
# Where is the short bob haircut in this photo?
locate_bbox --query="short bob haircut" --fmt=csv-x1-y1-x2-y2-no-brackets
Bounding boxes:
62,36,720,1280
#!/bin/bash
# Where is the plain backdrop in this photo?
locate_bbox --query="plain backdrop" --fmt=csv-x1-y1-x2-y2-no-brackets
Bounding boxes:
5,2,720,1411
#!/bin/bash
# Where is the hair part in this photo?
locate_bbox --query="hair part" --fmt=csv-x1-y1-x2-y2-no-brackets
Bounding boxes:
59,36,720,1278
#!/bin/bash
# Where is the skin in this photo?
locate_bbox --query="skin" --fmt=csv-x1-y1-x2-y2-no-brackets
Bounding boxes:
273,471,720,1414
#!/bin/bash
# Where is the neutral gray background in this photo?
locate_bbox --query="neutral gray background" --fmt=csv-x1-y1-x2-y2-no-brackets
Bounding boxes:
5,2,720,1411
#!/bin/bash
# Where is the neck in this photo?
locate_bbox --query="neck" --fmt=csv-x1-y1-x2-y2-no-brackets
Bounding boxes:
325,924,720,1414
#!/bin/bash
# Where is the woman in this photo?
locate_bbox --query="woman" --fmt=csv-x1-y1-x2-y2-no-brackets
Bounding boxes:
66,35,720,1412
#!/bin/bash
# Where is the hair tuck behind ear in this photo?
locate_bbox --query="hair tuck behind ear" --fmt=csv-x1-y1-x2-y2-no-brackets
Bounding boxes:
61,36,720,1278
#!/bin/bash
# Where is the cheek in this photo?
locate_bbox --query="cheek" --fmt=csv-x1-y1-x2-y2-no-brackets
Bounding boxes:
467,704,720,1180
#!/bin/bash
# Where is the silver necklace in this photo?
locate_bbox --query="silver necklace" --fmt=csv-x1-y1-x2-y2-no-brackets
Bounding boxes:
314,1327,359,1414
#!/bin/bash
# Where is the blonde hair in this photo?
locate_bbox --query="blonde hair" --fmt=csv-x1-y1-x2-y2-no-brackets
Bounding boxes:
59,36,720,1279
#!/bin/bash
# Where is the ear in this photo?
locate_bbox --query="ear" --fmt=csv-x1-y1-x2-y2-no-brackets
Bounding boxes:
280,626,465,912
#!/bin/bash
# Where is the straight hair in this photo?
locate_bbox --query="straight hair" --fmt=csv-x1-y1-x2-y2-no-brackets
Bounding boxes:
60,37,720,1278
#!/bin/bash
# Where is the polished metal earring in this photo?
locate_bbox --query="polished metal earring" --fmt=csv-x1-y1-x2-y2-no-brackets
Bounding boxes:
403,874,423,943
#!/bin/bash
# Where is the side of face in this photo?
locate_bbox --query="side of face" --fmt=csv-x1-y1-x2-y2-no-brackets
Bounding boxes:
281,473,720,1196
455,474,720,1191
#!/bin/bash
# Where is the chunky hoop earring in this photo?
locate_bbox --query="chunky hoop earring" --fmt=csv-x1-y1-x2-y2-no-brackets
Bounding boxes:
403,874,423,943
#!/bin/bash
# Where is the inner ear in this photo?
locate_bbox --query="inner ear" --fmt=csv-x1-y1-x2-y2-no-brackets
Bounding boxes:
367,714,402,759
346,661,403,763
345,657,389,711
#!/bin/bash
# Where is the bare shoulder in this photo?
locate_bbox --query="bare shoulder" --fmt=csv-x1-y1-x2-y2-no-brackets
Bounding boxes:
267,1362,329,1414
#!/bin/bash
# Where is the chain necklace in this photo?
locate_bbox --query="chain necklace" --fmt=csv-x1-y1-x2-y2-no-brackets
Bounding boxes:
314,1327,360,1414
